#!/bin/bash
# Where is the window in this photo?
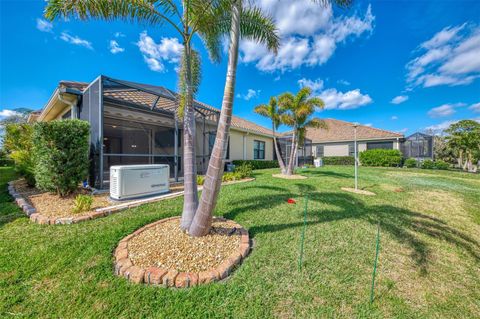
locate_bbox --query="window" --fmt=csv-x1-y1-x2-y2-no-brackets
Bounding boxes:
254,140,265,159
208,132,230,159
316,145,324,157
366,141,393,150
348,143,355,156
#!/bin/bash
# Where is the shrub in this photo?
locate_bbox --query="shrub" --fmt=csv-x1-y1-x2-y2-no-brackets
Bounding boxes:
404,158,417,168
197,175,205,186
3,123,35,185
232,160,279,170
234,162,253,178
322,156,355,165
359,149,402,167
33,119,90,196
72,194,93,214
421,159,435,169
434,160,449,170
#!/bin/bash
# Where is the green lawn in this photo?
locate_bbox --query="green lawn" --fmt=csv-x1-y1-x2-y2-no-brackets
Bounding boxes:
1,166,479,318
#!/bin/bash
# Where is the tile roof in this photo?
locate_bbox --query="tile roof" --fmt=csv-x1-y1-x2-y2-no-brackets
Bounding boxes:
289,118,403,143
59,80,273,136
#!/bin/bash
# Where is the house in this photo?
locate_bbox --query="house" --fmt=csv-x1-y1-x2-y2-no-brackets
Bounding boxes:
28,75,275,189
304,119,404,158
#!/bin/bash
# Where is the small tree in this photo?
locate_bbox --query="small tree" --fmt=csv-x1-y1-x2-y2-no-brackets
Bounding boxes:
33,120,90,196
445,120,480,171
3,123,35,185
278,87,326,175
254,97,287,174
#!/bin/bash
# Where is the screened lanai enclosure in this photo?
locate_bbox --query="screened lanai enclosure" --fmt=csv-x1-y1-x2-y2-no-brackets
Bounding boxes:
78,76,219,189
277,135,313,167
400,132,434,160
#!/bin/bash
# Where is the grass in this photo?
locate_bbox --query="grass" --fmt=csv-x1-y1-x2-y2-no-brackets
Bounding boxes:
1,165,479,318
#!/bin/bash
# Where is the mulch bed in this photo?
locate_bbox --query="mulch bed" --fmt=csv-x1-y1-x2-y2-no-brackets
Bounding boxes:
272,174,307,180
114,216,250,287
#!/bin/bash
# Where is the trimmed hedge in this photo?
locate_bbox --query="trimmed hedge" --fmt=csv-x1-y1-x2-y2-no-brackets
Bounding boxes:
404,158,417,168
421,159,435,169
434,160,449,170
33,119,90,196
322,156,355,165
359,149,402,167
232,160,279,170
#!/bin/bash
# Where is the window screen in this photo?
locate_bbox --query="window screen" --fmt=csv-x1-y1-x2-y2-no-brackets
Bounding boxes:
254,140,265,159
366,141,393,150
316,145,324,157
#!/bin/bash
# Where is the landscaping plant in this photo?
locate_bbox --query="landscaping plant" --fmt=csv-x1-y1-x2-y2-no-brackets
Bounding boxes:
404,158,418,168
2,123,35,186
232,160,278,170
434,160,449,170
323,156,355,165
445,120,480,172
33,120,90,197
359,149,402,167
421,159,435,169
72,194,93,214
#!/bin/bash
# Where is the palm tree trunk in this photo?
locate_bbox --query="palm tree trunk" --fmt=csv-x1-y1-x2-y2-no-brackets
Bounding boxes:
188,0,241,237
272,125,286,174
180,41,199,231
286,129,297,175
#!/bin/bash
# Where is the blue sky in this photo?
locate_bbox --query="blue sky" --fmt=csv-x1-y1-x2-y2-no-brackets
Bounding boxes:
1,0,479,134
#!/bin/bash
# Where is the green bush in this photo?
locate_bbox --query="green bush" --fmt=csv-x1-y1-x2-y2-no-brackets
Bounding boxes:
434,160,449,170
72,194,93,214
322,156,355,165
197,175,205,186
232,160,279,170
2,123,35,185
359,149,402,167
234,162,253,178
404,158,418,168
33,119,90,196
421,159,435,169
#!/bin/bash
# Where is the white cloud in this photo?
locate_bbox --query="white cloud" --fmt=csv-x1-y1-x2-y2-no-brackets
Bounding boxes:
236,89,260,101
337,79,350,86
0,110,21,118
363,123,373,127
397,128,409,133
390,95,409,104
239,2,374,72
406,24,480,88
36,18,53,33
424,120,459,132
109,40,124,54
60,32,93,50
136,31,182,72
469,102,480,113
427,103,465,118
391,116,398,120
298,78,324,91
298,77,372,110
114,32,125,38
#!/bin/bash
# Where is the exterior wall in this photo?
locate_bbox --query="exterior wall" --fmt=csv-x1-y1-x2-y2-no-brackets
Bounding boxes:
313,139,399,157
358,142,367,152
227,129,273,161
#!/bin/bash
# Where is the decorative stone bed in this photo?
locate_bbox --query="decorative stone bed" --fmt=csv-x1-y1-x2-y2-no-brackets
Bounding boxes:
7,178,255,225
114,216,250,287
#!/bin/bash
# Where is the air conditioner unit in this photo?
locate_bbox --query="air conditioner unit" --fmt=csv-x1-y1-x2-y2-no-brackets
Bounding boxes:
110,164,170,200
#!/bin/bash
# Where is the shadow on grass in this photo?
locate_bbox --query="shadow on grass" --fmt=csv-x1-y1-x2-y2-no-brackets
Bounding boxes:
225,190,480,276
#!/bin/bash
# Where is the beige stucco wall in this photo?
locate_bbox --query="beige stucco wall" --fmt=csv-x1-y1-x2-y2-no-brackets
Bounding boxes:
228,129,273,161
358,142,367,152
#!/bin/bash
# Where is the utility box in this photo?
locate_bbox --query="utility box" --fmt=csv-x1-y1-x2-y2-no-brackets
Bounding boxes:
110,164,170,200
314,158,323,168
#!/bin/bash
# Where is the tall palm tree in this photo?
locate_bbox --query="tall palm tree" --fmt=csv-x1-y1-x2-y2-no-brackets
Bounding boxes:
188,0,279,236
44,0,226,231
254,97,287,174
278,87,326,175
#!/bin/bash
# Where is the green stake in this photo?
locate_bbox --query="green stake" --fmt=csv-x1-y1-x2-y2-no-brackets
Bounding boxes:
370,222,381,303
298,195,308,271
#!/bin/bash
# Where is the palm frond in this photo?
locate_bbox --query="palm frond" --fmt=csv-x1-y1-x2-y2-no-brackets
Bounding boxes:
280,114,295,127
253,104,270,118
239,6,279,53
305,118,327,129
278,93,295,111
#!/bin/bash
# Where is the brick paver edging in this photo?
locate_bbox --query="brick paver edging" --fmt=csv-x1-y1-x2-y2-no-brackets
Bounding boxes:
114,216,250,288
7,178,255,225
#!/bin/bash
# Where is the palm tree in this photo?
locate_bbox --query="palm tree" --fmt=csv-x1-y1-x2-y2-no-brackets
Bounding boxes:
44,0,227,231
254,97,287,174
188,0,279,236
278,87,326,175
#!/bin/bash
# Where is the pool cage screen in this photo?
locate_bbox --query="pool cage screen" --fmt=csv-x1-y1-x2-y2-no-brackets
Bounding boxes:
79,76,220,189
400,132,434,160
277,135,313,167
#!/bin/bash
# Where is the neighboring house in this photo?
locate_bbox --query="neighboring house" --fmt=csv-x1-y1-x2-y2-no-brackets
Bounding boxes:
304,119,404,158
28,75,275,189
